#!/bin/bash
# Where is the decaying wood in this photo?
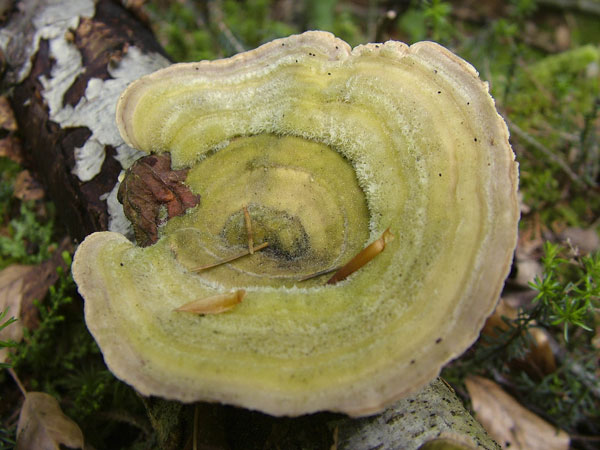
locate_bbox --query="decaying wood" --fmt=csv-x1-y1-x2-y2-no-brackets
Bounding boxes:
0,0,500,448
1,0,170,242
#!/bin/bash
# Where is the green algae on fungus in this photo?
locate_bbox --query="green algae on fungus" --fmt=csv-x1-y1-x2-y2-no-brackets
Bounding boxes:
72,31,519,417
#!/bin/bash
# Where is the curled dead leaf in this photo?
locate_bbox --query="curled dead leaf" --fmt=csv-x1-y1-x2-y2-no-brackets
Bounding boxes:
482,298,517,339
16,392,84,450
176,290,246,315
559,227,600,255
482,299,557,378
0,265,30,364
0,135,24,164
525,327,557,377
14,170,45,201
0,96,17,131
117,153,201,247
465,376,569,450
0,238,72,363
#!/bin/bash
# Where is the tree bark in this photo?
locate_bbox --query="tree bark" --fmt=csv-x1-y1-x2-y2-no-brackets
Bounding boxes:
0,1,499,448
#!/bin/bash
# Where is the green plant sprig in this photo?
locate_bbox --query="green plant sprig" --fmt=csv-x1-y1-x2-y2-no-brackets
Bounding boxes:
530,241,599,342
0,309,17,369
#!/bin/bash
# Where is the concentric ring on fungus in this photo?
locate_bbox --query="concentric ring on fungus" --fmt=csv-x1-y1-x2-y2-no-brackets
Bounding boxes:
72,31,519,417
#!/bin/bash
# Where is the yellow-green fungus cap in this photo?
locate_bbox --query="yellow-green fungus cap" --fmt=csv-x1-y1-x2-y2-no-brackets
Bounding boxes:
73,31,519,417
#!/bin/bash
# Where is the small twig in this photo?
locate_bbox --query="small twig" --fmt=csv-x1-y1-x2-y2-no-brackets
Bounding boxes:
243,205,254,254
505,117,587,187
327,228,393,285
8,367,27,397
208,0,246,54
191,242,268,272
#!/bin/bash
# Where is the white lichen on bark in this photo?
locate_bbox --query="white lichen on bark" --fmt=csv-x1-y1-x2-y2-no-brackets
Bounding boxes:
0,0,94,83
53,46,169,181
335,378,500,450
100,180,132,236
0,0,169,234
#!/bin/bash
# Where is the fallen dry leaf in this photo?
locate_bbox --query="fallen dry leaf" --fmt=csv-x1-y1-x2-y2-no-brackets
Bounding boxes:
0,96,17,131
0,238,72,363
16,392,84,450
14,170,45,201
559,227,600,255
0,265,30,363
482,299,556,378
525,327,557,377
466,376,569,450
117,153,201,247
482,298,518,339
0,135,24,164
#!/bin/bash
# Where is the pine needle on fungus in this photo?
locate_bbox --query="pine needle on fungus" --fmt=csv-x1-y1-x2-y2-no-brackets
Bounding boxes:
243,205,255,254
327,228,393,284
175,289,246,315
191,242,268,272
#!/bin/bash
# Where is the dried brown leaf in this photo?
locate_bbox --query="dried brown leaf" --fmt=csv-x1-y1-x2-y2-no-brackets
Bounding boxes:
0,265,29,363
482,300,556,377
525,327,557,376
0,135,24,164
117,154,201,247
0,96,17,131
481,298,517,339
16,392,84,450
14,170,45,201
0,238,72,363
176,290,246,315
465,376,569,450
559,227,600,255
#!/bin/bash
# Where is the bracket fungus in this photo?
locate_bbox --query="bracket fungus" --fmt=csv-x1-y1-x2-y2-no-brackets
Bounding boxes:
72,31,519,417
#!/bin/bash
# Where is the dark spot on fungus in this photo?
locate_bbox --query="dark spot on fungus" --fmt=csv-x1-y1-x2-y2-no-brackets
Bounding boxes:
328,72,331,75
195,67,199,71
437,91,441,94
375,45,379,48
335,46,339,49
435,337,442,344
474,137,478,142
120,262,124,266
410,359,416,365
434,69,438,74
467,102,470,105
281,43,284,46
438,173,442,177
